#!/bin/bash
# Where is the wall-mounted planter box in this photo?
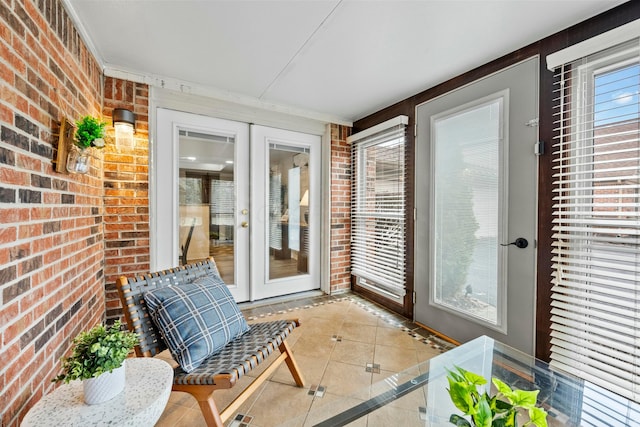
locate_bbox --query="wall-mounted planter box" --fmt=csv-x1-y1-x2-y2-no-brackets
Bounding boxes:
52,117,75,173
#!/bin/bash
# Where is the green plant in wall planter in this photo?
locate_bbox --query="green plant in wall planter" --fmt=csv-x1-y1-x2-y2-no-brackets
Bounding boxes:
53,321,138,404
447,366,548,427
67,115,106,174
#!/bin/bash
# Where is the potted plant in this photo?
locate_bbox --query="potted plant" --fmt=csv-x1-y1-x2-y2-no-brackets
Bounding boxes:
446,366,548,427
66,115,106,174
53,320,138,405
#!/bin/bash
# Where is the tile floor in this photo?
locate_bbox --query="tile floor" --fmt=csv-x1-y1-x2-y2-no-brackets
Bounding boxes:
155,292,456,427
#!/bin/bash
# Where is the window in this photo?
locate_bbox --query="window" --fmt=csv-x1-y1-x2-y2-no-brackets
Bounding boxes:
550,39,640,402
430,95,507,329
349,116,408,303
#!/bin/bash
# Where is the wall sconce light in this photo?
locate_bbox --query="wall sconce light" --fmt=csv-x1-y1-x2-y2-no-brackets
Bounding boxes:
113,108,135,150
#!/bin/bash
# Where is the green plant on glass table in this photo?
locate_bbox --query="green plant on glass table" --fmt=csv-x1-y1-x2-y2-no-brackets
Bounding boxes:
446,366,548,427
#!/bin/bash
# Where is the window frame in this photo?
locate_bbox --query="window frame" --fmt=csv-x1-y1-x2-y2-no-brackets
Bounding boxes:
350,117,408,304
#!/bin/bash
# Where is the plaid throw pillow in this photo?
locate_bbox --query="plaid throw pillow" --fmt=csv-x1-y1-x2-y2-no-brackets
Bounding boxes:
143,274,250,373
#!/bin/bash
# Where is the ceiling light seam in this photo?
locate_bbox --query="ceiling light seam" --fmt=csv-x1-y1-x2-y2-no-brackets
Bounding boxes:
258,0,344,100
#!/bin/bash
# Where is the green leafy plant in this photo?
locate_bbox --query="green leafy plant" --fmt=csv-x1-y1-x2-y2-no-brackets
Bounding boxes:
447,366,548,427
53,320,138,383
74,115,106,149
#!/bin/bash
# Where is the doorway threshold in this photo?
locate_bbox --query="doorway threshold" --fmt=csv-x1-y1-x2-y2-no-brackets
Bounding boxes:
237,290,326,310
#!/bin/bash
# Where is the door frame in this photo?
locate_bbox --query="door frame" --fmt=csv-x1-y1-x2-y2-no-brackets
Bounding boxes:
150,89,331,297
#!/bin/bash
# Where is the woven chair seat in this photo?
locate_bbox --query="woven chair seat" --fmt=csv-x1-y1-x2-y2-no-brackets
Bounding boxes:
116,258,305,427
174,320,296,385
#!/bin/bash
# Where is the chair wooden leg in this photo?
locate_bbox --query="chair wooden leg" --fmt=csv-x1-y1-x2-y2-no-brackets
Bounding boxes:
198,396,225,427
173,385,224,427
279,340,305,387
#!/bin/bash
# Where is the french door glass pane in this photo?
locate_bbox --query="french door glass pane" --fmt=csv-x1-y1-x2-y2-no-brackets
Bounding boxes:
432,99,503,325
178,130,235,285
269,144,309,280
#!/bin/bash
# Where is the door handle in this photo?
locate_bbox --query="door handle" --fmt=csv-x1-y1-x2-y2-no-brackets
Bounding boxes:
241,221,249,228
501,237,528,249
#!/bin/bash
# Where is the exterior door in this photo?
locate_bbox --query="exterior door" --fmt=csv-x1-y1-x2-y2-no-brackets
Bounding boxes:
414,57,539,355
155,109,250,301
250,125,321,300
154,110,321,302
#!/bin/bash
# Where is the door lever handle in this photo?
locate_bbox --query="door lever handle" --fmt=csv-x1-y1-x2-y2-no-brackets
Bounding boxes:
501,237,528,249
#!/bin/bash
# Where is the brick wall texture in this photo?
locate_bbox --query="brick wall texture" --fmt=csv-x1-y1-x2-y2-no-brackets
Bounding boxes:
330,124,352,292
0,0,104,425
101,77,150,324
0,1,352,424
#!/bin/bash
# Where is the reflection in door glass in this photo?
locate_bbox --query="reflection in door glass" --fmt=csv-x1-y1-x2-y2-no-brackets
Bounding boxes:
269,144,309,280
432,99,504,326
178,130,235,285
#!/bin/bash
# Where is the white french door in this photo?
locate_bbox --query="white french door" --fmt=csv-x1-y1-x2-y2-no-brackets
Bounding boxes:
153,109,320,302
250,125,321,300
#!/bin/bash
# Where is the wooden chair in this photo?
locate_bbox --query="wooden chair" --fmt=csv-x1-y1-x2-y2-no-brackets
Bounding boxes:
116,258,305,427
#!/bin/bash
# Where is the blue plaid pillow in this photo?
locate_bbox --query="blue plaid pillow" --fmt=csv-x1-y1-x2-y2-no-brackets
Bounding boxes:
143,274,250,373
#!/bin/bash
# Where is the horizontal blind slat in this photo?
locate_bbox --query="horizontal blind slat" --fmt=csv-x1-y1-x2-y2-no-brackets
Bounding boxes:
550,44,640,404
351,121,407,298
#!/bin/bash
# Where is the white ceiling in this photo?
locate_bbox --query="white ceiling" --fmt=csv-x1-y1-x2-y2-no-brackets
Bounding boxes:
65,0,628,124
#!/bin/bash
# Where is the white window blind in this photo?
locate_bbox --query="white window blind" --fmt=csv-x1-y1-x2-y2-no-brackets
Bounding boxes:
549,38,640,403
349,116,408,300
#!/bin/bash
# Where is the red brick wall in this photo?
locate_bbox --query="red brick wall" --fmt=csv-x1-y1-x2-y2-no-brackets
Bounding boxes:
102,77,150,324
330,124,351,292
0,0,104,425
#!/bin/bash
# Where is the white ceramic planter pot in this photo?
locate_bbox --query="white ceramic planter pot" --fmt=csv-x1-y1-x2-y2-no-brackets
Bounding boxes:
83,364,126,405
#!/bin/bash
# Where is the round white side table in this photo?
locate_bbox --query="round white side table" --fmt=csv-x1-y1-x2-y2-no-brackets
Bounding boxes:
22,358,173,427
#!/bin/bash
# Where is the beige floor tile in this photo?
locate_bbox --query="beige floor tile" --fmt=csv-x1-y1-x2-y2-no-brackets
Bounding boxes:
240,381,314,427
271,352,329,386
309,302,349,319
320,360,373,400
416,342,444,362
286,392,368,427
291,333,337,359
330,340,375,367
365,404,425,427
374,343,419,373
376,326,419,349
155,404,200,427
299,315,343,336
346,305,380,326
339,321,378,344
166,390,198,409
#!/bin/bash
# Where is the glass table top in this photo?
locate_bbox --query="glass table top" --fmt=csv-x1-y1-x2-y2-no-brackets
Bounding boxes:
282,336,640,427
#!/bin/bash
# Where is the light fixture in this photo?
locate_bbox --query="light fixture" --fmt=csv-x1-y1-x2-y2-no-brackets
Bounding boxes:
113,108,135,150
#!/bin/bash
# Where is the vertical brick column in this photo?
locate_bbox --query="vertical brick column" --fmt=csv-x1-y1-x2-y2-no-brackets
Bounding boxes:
0,1,104,425
102,77,150,323
329,124,352,292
